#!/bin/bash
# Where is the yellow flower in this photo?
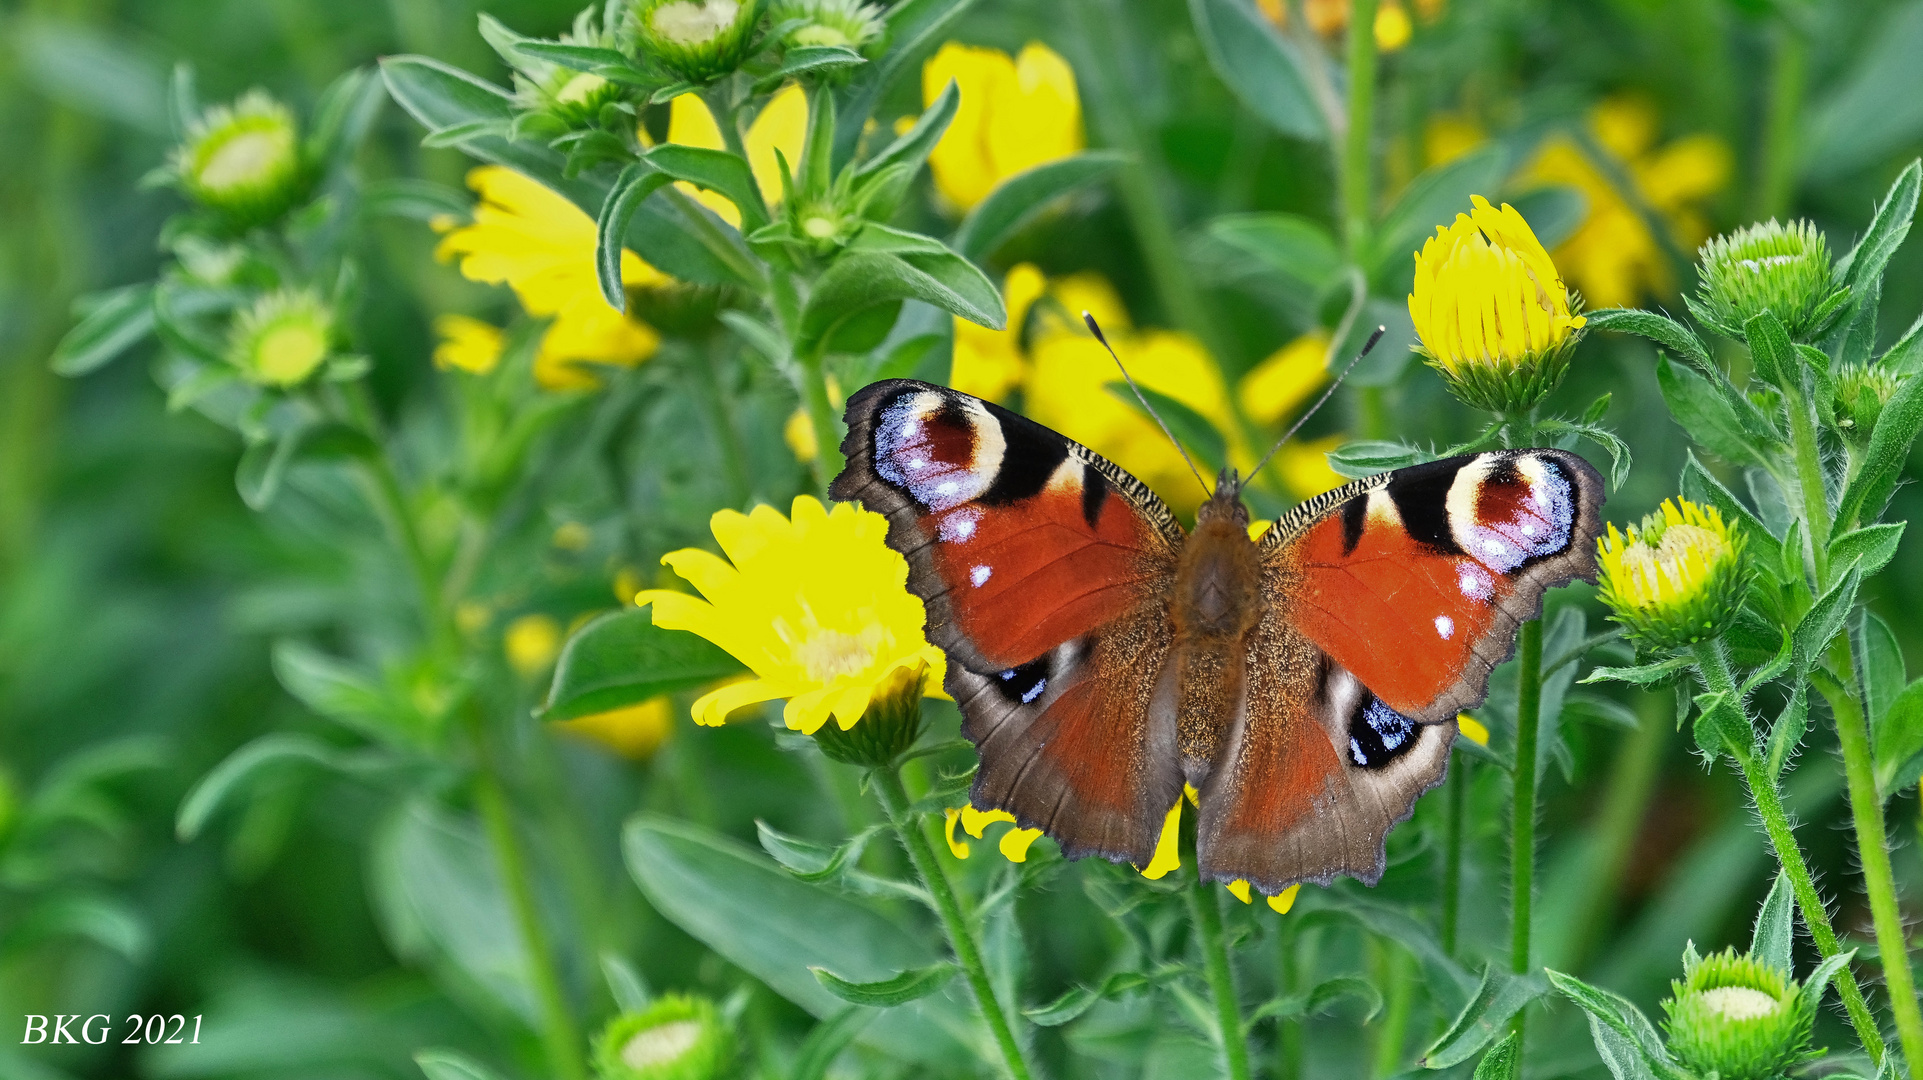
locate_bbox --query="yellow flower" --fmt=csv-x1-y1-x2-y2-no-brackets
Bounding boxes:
943,804,1044,862
505,613,563,677
1524,97,1731,308
1409,194,1586,414
436,167,666,390
635,497,947,734
922,42,1084,213
1300,0,1424,51
228,288,335,387
949,263,1046,402
660,86,808,227
174,89,306,223
1597,498,1749,652
433,314,506,375
783,376,843,464
1275,435,1346,500
1142,788,1299,912
1457,714,1489,746
555,697,676,760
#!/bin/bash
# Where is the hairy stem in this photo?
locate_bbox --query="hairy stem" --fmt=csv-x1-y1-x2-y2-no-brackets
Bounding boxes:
870,767,1032,1080
1695,640,1888,1063
1341,0,1379,256
1187,864,1252,1080
1510,620,1542,993
1816,658,1923,1068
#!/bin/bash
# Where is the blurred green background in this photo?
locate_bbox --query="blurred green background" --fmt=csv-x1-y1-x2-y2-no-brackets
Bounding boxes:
7,1,1923,1077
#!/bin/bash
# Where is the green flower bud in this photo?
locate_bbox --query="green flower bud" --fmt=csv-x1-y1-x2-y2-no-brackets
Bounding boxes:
173,90,308,225
1596,498,1750,652
1661,947,1814,1080
1694,219,1845,341
769,0,885,51
503,7,630,130
592,995,733,1080
628,0,763,83
812,659,928,767
228,289,336,388
1833,363,1906,447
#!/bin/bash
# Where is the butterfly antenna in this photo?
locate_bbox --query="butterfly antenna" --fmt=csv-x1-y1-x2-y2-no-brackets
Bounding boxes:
1083,312,1212,498
1247,325,1387,485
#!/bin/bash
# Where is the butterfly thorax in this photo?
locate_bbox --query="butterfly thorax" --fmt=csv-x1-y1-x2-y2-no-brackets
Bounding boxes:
1169,486,1263,781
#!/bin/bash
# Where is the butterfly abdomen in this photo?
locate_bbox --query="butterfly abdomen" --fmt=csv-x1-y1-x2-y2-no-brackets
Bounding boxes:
1170,497,1264,781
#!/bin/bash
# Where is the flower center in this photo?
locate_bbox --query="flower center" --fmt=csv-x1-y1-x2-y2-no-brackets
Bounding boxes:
199,128,293,192
792,23,852,47
555,72,609,106
1618,523,1722,602
621,1019,701,1068
802,214,839,239
795,628,878,683
254,322,328,384
1699,986,1780,1023
650,0,741,44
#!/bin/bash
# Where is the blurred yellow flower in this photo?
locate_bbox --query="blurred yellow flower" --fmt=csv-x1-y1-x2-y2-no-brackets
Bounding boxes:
949,263,1046,402
1275,435,1346,499
1523,97,1731,308
661,86,808,227
433,314,505,375
1239,332,1331,426
555,697,675,760
943,804,1043,862
783,376,842,464
1457,713,1489,746
436,166,665,390
1300,0,1426,51
923,42,1083,213
505,613,563,676
1409,195,1584,413
635,497,946,734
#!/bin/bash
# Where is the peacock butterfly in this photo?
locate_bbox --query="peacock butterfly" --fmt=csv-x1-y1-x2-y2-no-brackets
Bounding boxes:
829,378,1605,897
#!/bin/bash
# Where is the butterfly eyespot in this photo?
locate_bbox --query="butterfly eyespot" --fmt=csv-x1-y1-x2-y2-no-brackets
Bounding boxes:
1349,696,1418,769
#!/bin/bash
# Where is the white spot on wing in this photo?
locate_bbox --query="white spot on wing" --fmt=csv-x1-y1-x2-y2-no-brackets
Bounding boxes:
1434,615,1454,639
971,565,992,587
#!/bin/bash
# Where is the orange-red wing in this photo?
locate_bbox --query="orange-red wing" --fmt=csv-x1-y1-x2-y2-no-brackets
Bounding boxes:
831,379,1182,673
1264,450,1604,724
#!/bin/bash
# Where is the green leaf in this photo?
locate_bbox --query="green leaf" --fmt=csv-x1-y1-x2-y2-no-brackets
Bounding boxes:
1860,610,1908,736
789,1009,874,1080
755,44,865,91
8,893,149,961
379,54,514,138
852,79,958,185
1472,1032,1522,1080
1744,310,1797,387
649,143,769,232
1681,452,1784,574
755,821,884,883
1833,368,1923,531
600,952,650,1013
811,963,956,1007
236,425,309,510
1765,681,1808,780
1752,870,1794,974
594,161,671,310
1805,0,1923,179
1580,656,1694,686
1585,308,1715,373
1545,969,1686,1080
52,283,155,376
953,151,1127,262
414,1049,509,1080
541,608,744,722
1246,976,1384,1027
1830,522,1905,579
1421,966,1547,1067
1795,566,1862,672
271,641,402,741
621,815,972,1061
1838,160,1922,291
1368,146,1509,277
1024,972,1150,1027
1107,383,1227,473
176,732,385,841
1202,213,1344,295
305,66,387,171
1874,679,1923,798
512,41,657,85
1692,691,1752,761
1536,418,1631,490
1801,948,1858,1015
799,246,1004,357
1656,356,1769,467
1325,440,1430,479
1187,0,1326,140
834,0,975,165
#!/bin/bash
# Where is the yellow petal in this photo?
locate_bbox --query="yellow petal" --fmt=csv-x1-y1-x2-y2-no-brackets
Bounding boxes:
1227,880,1253,904
782,686,837,734
691,678,785,726
962,803,1017,839
1457,714,1489,746
432,314,505,375
1239,332,1330,425
1000,827,1044,862
923,43,1006,212
744,84,808,206
1139,798,1183,879
944,807,971,859
1267,883,1302,914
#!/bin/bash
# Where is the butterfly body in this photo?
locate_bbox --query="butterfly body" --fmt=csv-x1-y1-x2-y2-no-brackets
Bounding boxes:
833,379,1605,895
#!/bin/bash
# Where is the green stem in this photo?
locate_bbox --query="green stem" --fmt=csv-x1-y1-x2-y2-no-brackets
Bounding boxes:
1816,658,1923,1067
1753,21,1807,221
1372,942,1412,1076
799,348,844,492
1186,864,1252,1080
685,342,751,506
1342,0,1380,257
1693,640,1887,1063
473,729,588,1080
339,387,445,642
1441,757,1467,958
1510,619,1542,989
1783,381,1832,577
1274,918,1303,1080
870,767,1032,1080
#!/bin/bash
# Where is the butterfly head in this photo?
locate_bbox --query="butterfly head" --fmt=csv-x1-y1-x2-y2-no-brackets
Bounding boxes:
1198,466,1250,530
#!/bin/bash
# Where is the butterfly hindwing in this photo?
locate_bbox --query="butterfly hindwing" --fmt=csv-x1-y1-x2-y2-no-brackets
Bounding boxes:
832,379,1187,865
